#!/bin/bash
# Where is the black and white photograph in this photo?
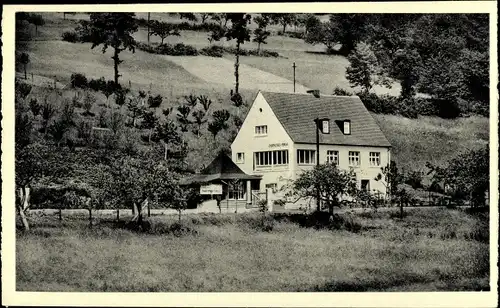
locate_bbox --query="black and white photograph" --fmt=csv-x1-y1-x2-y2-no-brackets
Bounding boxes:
2,2,498,306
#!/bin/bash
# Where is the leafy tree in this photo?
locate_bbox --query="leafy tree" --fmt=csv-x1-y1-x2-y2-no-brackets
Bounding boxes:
85,13,138,85
141,110,159,143
346,42,389,93
108,109,125,135
391,47,423,99
191,109,207,137
207,24,226,45
293,163,358,216
375,160,407,218
207,109,230,140
179,13,197,22
150,20,180,45
176,105,192,132
29,98,41,117
210,13,229,27
230,92,244,108
270,13,296,34
225,13,252,94
40,101,56,136
28,14,45,36
153,120,182,160
18,53,30,80
253,27,270,54
16,81,32,100
82,92,96,116
162,106,173,117
199,13,210,24
15,141,71,230
49,101,76,147
253,15,270,30
148,94,163,108
127,96,144,127
198,95,213,111
304,14,372,55
427,146,489,207
184,94,198,107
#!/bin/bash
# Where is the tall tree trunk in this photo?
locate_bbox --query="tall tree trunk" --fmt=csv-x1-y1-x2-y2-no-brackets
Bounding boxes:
282,23,286,34
234,41,240,94
147,13,151,45
19,187,31,212
24,65,27,80
17,205,30,231
59,207,62,221
88,208,93,227
116,208,120,221
257,42,261,54
161,37,164,45
164,143,168,160
112,48,121,85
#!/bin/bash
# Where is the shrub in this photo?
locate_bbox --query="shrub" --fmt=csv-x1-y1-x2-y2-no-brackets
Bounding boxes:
137,42,199,56
62,31,78,43
148,94,163,108
332,87,353,96
88,77,107,92
171,43,198,56
285,32,305,39
29,98,41,116
70,73,88,88
200,45,224,57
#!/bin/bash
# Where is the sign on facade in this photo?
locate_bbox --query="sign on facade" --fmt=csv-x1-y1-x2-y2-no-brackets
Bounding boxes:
269,142,288,148
200,184,223,195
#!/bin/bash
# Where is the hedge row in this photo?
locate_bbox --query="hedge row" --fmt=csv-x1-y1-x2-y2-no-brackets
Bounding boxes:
136,42,199,56
137,42,281,58
357,92,462,119
136,18,222,32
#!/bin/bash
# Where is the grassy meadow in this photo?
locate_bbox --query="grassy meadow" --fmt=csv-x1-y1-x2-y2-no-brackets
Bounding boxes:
16,208,489,292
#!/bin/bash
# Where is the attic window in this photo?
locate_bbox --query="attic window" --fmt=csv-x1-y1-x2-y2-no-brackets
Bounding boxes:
343,120,351,135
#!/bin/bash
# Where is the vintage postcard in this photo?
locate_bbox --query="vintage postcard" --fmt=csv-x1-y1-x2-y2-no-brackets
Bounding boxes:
1,2,498,307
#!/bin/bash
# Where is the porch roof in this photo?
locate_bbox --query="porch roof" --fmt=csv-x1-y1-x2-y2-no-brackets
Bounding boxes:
179,153,261,185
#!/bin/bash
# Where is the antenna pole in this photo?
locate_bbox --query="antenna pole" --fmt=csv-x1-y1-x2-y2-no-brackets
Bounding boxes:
292,62,296,93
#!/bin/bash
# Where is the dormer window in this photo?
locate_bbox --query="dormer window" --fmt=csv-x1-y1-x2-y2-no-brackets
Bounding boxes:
343,120,351,135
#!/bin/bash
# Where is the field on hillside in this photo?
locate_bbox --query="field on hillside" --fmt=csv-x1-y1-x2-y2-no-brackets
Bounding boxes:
16,208,489,292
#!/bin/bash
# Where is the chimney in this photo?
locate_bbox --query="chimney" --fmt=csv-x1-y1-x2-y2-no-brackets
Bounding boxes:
307,89,320,98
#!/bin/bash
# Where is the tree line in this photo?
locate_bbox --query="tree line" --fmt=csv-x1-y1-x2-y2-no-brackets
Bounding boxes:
305,14,489,116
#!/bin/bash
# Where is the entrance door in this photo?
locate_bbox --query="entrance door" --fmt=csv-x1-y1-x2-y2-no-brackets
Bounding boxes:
361,180,370,192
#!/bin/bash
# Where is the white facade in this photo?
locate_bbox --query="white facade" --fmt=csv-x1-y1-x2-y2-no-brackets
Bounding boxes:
231,92,391,197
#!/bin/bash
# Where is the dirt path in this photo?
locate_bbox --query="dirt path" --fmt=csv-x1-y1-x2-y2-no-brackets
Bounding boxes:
163,55,311,93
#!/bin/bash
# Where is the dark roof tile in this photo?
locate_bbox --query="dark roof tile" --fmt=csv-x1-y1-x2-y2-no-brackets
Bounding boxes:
261,91,391,147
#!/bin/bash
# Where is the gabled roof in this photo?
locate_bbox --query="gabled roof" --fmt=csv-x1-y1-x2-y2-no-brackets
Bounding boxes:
179,153,261,185
260,91,391,147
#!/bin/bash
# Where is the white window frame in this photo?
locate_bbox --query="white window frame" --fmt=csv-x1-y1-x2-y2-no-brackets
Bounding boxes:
297,150,316,165
228,181,246,200
326,150,339,165
254,150,289,169
254,125,268,136
344,121,351,135
348,151,360,166
369,152,381,167
236,152,245,164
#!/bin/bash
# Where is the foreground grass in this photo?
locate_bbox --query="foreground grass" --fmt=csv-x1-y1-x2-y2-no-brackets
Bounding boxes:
16,208,489,292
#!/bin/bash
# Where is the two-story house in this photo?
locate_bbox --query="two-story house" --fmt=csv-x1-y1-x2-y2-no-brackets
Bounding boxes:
231,90,392,199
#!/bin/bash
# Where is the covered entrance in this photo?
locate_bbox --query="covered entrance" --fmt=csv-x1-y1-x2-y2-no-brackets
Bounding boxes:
180,152,262,209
